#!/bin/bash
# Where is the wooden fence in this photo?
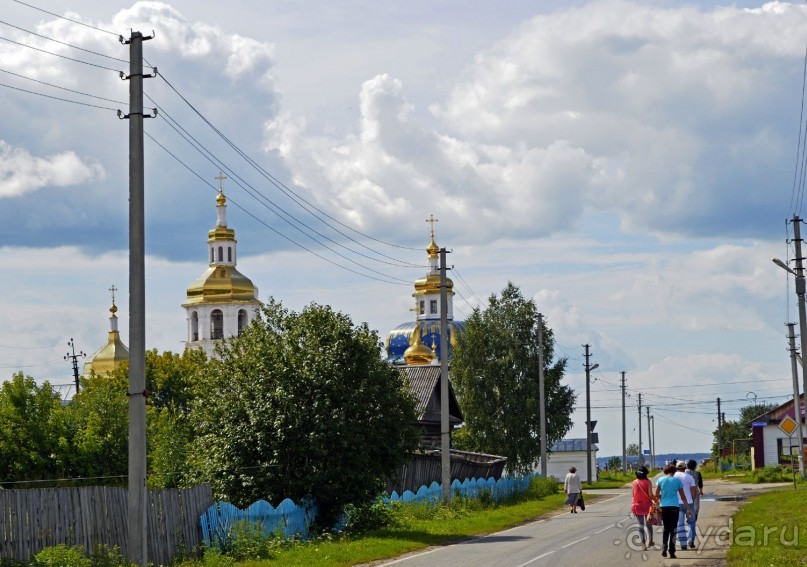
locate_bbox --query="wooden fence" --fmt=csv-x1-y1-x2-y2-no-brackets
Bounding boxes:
0,484,213,565
388,449,507,494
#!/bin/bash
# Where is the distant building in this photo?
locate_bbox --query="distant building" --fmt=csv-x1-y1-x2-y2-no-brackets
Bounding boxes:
750,394,806,469
83,288,129,377
183,178,261,355
540,438,599,483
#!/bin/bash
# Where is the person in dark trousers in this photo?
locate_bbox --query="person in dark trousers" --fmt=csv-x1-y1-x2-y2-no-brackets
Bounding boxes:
686,459,704,548
655,464,692,559
631,467,656,550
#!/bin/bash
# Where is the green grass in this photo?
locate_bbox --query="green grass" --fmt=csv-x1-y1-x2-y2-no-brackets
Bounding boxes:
701,465,806,484
178,480,581,567
726,488,807,567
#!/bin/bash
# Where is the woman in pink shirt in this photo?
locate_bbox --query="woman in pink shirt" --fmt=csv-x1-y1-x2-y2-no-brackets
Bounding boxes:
631,467,656,551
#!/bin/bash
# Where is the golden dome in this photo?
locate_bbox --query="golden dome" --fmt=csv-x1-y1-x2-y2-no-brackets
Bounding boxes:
208,226,235,241
404,323,435,365
83,330,129,376
426,234,439,259
414,273,454,296
216,191,226,206
183,265,258,306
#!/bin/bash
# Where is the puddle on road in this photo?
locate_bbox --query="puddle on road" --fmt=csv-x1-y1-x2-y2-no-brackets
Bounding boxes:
700,495,746,502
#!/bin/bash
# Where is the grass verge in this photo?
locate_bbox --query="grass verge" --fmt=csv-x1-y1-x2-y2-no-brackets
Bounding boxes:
725,488,806,567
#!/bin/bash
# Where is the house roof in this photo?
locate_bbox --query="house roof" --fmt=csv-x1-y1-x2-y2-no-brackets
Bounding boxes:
747,394,805,425
400,365,463,423
551,438,598,452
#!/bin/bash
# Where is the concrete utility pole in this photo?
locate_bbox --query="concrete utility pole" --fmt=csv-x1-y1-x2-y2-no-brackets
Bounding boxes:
791,217,807,432
638,393,643,467
439,247,451,504
64,338,85,394
583,345,598,484
120,30,154,567
538,313,547,478
786,323,806,479
646,406,652,471
650,415,656,470
621,371,627,474
717,397,722,472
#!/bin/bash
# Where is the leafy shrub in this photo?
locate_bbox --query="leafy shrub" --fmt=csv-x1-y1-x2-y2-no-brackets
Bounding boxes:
528,476,559,499
221,520,279,561
200,547,235,567
343,497,400,534
31,545,91,567
87,545,126,567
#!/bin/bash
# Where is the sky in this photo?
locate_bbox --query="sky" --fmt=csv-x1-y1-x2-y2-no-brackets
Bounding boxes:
1,0,806,459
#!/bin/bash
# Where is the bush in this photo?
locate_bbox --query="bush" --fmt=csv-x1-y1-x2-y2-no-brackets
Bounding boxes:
220,520,284,561
31,545,91,567
528,476,559,499
343,497,400,534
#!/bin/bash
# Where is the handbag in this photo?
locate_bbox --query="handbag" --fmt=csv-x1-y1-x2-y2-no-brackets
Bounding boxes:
577,492,585,511
647,505,662,526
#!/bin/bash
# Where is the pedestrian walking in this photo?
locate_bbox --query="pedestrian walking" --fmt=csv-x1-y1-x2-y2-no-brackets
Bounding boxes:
685,459,704,548
674,460,698,550
631,467,656,550
655,464,692,559
564,466,582,514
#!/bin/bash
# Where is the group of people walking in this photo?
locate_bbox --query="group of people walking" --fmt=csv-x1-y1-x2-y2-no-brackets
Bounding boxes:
632,459,703,558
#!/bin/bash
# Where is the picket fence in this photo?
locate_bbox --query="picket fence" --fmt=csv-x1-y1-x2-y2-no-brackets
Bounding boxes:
0,484,213,565
201,475,533,549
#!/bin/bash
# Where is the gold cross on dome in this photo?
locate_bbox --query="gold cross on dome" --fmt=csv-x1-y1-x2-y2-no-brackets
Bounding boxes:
425,214,438,238
109,284,118,305
215,172,228,193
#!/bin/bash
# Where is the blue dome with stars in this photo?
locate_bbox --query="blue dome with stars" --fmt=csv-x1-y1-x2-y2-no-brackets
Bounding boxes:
386,320,465,364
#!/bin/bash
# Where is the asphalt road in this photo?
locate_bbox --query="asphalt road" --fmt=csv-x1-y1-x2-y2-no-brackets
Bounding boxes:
375,481,785,567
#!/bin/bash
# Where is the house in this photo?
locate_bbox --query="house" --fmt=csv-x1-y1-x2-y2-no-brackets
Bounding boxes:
400,365,463,447
540,438,598,483
750,394,806,469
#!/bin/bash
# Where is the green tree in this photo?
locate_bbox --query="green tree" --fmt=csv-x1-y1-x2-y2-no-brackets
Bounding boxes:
627,443,640,456
605,455,622,470
710,403,775,460
451,282,576,474
0,373,67,482
188,299,419,525
63,370,129,481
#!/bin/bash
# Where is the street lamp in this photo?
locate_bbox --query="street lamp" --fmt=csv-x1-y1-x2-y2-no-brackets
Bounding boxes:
585,357,599,485
773,257,806,480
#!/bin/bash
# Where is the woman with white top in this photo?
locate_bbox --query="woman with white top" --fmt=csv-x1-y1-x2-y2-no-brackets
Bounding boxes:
564,466,582,513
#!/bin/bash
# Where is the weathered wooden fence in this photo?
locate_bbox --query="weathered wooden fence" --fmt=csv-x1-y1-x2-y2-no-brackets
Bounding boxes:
0,484,213,565
200,474,533,548
388,449,507,494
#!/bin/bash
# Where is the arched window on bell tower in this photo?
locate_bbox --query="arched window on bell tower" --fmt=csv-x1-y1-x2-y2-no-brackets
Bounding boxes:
211,309,223,339
238,309,248,334
191,311,199,341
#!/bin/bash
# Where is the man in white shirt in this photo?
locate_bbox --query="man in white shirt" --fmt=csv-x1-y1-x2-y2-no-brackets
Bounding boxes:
674,460,698,549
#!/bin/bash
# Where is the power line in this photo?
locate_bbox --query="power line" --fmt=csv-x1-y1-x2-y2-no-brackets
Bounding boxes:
11,0,120,37
147,96,423,271
144,130,411,286
0,66,127,105
155,71,423,253
0,18,129,63
0,34,122,73
0,80,118,111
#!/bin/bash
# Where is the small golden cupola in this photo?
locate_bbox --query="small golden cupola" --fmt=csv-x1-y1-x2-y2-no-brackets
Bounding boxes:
182,173,261,356
83,285,129,376
403,300,435,365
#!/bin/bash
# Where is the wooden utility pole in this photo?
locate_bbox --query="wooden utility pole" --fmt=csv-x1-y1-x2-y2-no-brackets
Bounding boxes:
538,313,547,478
621,371,626,474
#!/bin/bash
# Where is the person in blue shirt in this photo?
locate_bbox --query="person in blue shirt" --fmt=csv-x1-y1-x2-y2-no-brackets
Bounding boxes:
654,464,692,558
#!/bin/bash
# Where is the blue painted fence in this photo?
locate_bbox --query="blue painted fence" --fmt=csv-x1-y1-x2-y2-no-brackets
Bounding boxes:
200,475,534,549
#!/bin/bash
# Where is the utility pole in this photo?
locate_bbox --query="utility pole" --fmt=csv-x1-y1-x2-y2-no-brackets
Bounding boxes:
650,415,656,470
439,247,451,504
120,30,155,567
791,217,807,427
621,371,627,474
583,345,599,484
786,323,806,479
64,338,85,394
538,313,547,478
717,397,722,472
638,393,643,467
646,406,652,471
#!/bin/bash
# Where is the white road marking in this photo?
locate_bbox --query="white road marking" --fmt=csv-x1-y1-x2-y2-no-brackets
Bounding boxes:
594,525,612,534
561,536,590,548
515,550,556,567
